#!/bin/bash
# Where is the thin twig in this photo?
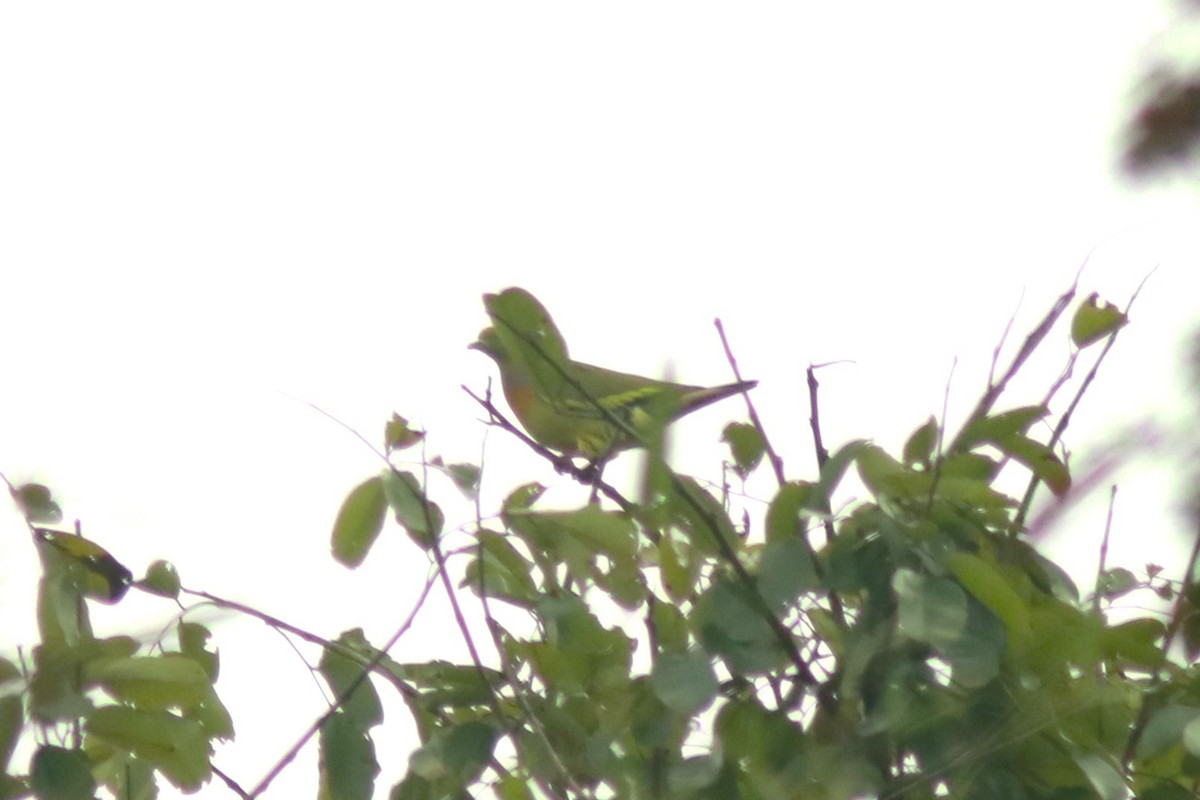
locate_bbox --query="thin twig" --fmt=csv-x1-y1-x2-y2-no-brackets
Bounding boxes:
1123,517,1200,764
1014,273,1152,528
464,385,636,514
805,364,847,630
714,318,785,485
241,571,439,797
947,282,1078,455
1093,485,1118,614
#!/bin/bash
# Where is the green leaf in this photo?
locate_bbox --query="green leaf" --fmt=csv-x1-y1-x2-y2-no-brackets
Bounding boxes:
178,622,219,681
1071,293,1128,348
946,552,1032,653
1139,705,1200,757
142,560,180,598
320,713,380,800
894,570,968,646
651,601,689,655
441,721,497,782
381,469,444,549
757,537,818,610
670,476,739,556
903,416,939,466
957,406,1048,449
994,434,1071,497
502,482,545,512
87,655,209,711
657,533,697,604
31,746,95,800
187,684,235,741
1069,750,1125,800
11,483,62,524
331,477,387,567
384,413,425,453
1097,567,1138,599
0,695,24,773
432,458,480,499
694,581,786,676
506,504,636,563
651,649,718,717
407,721,497,787
814,439,869,513
1103,618,1165,668
722,422,765,478
320,630,383,729
464,530,538,607
765,481,816,543
857,444,932,502
85,706,211,791
1182,715,1200,759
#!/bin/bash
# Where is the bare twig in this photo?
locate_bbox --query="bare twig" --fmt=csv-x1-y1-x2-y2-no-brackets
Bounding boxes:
714,317,785,485
1015,272,1152,528
464,385,636,514
1093,485,1118,614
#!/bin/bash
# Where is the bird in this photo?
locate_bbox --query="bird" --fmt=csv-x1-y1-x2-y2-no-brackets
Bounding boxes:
470,287,757,461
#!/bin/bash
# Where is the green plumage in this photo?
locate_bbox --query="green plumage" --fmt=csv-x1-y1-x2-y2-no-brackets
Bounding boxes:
470,288,757,459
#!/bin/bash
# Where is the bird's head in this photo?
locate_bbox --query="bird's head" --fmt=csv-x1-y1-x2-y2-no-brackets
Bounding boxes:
468,327,509,364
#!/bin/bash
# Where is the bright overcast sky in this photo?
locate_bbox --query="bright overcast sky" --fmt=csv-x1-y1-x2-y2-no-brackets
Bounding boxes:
1,3,1197,798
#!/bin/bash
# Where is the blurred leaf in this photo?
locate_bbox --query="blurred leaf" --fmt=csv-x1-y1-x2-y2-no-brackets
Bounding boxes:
651,649,718,717
1139,705,1200,758
384,413,425,453
894,570,968,646
86,706,211,791
857,445,930,503
1097,567,1138,599
1103,618,1165,668
657,533,697,604
651,600,689,655
956,406,1047,451
1070,750,1126,800
1126,76,1200,174
178,622,219,682
903,416,939,467
408,721,497,787
757,537,818,610
432,457,480,499
320,630,383,728
1071,294,1128,348
331,477,387,567
670,476,739,556
694,581,786,676
0,695,22,773
994,434,1071,497
87,655,209,711
722,422,765,478
30,746,95,800
815,440,869,513
142,560,180,599
506,505,636,562
320,713,380,800
947,552,1031,652
464,530,539,607
503,482,545,513
765,481,816,543
11,483,62,523
381,470,444,549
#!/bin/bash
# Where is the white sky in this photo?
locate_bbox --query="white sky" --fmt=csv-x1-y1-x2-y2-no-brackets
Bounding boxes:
1,3,1197,798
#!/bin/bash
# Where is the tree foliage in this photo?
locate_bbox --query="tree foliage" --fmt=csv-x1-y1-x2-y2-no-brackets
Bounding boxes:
4,281,1200,800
